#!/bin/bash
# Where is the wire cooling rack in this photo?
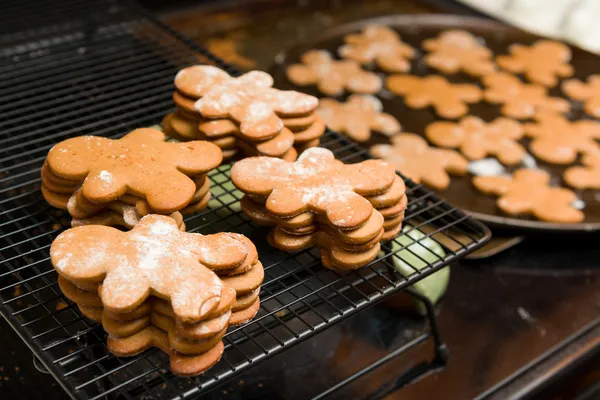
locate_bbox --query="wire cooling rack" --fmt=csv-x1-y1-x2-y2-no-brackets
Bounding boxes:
0,1,490,398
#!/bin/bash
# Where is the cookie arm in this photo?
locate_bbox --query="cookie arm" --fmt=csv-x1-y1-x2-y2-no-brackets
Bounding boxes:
320,192,374,229
143,170,197,214
173,141,223,175
47,136,102,181
192,233,250,270
81,168,129,203
230,157,285,196
100,264,151,313
286,64,320,86
345,159,396,195
472,175,512,195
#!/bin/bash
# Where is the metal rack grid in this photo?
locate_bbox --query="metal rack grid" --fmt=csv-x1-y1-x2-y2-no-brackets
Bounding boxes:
0,1,490,398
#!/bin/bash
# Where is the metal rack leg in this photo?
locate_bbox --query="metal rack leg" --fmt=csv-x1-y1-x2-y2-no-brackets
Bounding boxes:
404,286,449,364
310,285,447,399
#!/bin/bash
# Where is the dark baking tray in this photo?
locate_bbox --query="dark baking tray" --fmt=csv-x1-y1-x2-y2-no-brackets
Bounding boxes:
0,1,490,399
270,14,600,232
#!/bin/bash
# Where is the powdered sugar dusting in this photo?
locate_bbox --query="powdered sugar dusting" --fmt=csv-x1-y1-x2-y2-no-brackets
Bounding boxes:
98,170,112,183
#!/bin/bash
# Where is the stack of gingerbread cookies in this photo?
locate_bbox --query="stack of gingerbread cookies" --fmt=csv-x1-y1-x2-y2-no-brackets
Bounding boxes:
41,128,222,229
51,215,263,376
163,65,326,161
231,147,407,270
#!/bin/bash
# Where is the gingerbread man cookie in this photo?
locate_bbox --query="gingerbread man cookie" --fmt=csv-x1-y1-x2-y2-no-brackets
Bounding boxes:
562,75,600,118
338,25,415,73
422,30,496,77
496,40,573,87
317,95,401,142
286,50,382,96
230,147,396,230
50,215,254,321
426,116,525,165
564,152,600,189
386,74,482,119
523,112,600,164
483,72,570,119
370,134,468,190
473,169,583,223
191,66,318,140
46,128,222,214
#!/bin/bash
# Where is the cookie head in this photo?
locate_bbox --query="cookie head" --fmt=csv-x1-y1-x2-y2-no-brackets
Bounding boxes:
47,129,222,213
175,65,234,98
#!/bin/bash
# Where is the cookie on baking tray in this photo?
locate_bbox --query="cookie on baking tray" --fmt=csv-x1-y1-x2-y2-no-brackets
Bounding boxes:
422,30,496,77
370,134,468,191
286,50,382,96
472,169,583,223
41,128,221,229
386,74,482,119
482,72,570,119
426,116,525,165
166,65,324,159
338,25,415,73
231,147,407,269
496,40,573,87
50,215,263,376
562,75,600,118
523,111,600,165
317,95,401,143
564,152,600,190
